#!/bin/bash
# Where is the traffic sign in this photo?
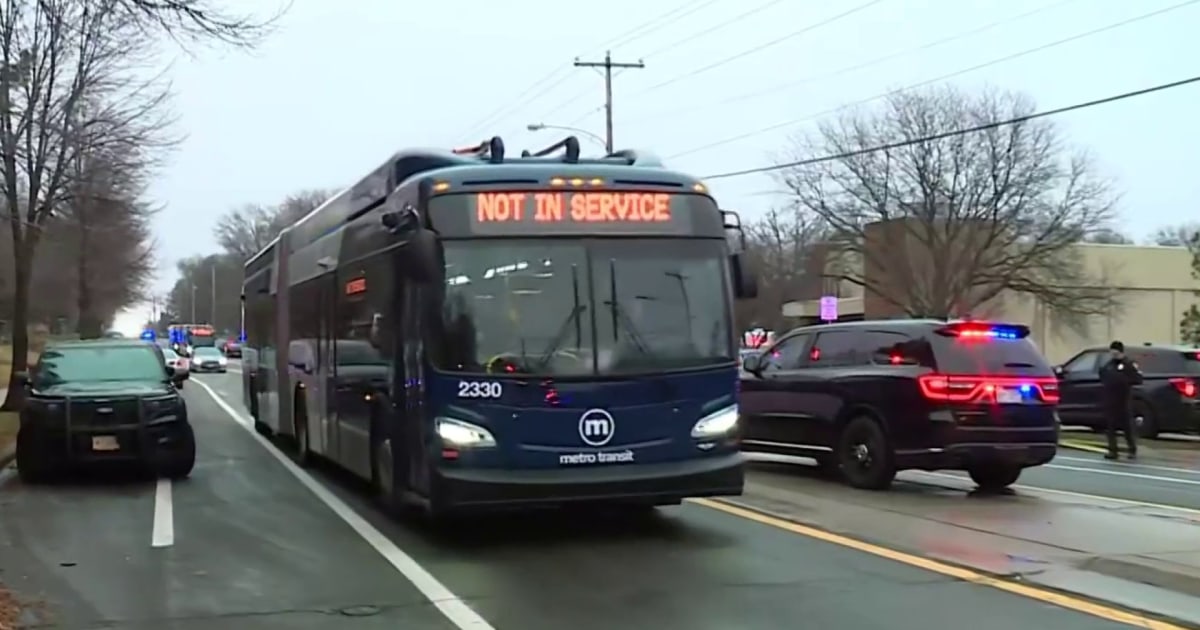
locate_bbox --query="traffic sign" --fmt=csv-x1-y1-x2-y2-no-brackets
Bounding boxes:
819,296,838,322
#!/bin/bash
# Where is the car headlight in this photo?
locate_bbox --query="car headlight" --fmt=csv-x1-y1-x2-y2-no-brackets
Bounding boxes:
435,417,496,448
145,395,178,415
218,356,227,365
691,404,739,439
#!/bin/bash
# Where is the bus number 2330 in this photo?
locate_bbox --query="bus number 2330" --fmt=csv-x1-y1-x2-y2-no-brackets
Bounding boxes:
458,381,503,399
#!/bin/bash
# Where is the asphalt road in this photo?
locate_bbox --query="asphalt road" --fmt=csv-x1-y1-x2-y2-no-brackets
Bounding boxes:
0,367,1169,629
919,445,1200,511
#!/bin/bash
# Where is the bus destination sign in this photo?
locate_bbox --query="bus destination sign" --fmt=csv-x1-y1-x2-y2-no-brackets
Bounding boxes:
449,191,697,235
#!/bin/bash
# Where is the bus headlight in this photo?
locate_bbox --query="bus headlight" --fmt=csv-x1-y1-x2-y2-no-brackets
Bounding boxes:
435,417,496,448
691,405,738,439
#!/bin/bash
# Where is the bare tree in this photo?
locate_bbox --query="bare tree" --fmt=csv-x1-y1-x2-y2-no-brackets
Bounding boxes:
61,148,158,338
1083,227,1133,244
1,0,175,409
115,0,285,47
213,203,277,261
737,205,829,330
1150,222,1200,247
213,187,334,261
775,85,1120,324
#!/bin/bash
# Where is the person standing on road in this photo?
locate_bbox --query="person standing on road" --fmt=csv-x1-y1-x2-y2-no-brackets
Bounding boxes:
1099,340,1143,460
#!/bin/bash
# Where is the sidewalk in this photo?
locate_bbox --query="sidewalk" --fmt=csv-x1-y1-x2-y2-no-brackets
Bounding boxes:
1059,431,1200,466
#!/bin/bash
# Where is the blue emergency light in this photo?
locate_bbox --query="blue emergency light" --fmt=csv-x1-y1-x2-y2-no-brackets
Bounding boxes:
238,330,247,342
140,329,156,341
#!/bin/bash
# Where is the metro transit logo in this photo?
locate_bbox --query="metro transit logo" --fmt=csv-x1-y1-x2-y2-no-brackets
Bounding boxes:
578,408,615,447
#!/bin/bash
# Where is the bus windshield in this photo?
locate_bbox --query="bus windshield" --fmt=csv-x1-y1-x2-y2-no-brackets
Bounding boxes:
431,238,734,377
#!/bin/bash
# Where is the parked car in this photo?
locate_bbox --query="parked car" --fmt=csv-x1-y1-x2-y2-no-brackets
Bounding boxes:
1054,343,1199,437
221,339,242,358
190,346,227,373
739,319,1060,491
164,347,190,387
13,339,195,481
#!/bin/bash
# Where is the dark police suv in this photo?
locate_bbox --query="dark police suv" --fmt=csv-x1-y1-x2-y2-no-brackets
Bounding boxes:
739,320,1060,491
1055,343,1200,437
13,339,195,482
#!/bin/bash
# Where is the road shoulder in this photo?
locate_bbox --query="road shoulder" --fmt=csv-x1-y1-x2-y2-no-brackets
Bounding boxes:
736,460,1200,628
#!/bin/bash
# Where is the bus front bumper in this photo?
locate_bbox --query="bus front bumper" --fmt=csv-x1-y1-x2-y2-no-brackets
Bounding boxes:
432,453,744,510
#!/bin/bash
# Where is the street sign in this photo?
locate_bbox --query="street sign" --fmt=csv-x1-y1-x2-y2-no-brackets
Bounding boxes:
819,296,838,322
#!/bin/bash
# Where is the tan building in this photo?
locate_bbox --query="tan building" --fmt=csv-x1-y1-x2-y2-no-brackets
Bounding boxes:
782,241,1200,364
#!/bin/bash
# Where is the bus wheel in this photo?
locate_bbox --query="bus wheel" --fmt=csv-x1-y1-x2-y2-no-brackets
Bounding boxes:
292,389,311,467
373,437,399,512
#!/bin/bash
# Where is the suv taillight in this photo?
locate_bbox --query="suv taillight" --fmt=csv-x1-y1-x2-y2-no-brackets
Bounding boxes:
1169,377,1196,398
917,374,1060,404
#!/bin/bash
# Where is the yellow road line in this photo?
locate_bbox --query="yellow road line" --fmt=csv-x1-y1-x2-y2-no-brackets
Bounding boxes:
692,497,1188,630
1058,439,1110,454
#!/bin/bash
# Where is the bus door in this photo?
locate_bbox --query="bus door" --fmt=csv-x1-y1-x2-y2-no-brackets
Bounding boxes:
401,280,431,492
319,271,338,460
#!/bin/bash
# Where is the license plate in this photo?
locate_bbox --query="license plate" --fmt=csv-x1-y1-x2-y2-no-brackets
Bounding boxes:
92,435,120,451
997,389,1023,404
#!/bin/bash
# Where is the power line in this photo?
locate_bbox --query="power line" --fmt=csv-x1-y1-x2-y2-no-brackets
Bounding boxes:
669,0,1199,160
573,52,646,152
702,74,1200,181
536,0,780,124
625,0,1084,125
630,0,884,98
463,0,723,141
637,0,788,60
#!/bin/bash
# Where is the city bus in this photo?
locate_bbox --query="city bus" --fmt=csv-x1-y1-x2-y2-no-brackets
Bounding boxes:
241,136,758,516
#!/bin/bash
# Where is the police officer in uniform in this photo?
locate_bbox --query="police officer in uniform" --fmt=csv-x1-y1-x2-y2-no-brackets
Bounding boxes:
1098,340,1143,460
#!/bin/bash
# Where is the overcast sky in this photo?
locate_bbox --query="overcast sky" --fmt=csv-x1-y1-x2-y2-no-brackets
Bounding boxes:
114,0,1200,333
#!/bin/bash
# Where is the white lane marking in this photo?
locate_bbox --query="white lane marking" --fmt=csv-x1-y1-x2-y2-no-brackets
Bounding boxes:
1055,454,1200,476
152,479,174,548
192,379,495,630
1042,463,1200,486
910,471,1200,516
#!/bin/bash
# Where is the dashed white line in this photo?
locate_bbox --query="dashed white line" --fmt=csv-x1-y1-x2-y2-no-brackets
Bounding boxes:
151,478,174,548
191,378,495,630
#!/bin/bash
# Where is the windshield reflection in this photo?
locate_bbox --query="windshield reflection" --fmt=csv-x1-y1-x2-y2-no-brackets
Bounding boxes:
430,239,733,377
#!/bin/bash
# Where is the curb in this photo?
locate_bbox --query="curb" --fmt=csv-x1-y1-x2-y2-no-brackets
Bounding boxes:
0,444,13,467
1058,439,1110,455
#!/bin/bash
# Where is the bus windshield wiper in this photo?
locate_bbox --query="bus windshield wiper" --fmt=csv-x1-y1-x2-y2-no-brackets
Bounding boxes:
533,264,586,371
605,260,651,356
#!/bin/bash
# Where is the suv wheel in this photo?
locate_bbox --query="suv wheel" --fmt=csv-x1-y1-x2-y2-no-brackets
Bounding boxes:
837,415,896,490
160,424,197,480
15,426,53,483
967,464,1022,491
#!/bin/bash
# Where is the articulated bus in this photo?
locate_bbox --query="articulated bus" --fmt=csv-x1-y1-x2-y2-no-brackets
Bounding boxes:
241,136,758,516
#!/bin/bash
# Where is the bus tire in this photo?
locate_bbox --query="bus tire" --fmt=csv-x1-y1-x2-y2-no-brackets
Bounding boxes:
373,437,401,514
292,388,311,467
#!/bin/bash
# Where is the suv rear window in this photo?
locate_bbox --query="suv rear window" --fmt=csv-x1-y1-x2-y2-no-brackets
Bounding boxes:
1126,349,1187,374
1184,352,1200,375
928,336,1053,376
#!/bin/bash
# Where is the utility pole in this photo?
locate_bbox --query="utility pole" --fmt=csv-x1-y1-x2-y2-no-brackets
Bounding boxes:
573,51,644,153
210,264,217,326
190,282,196,323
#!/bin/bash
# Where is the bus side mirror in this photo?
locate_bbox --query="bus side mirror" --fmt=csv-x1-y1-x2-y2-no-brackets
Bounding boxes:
397,228,441,284
730,253,758,299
